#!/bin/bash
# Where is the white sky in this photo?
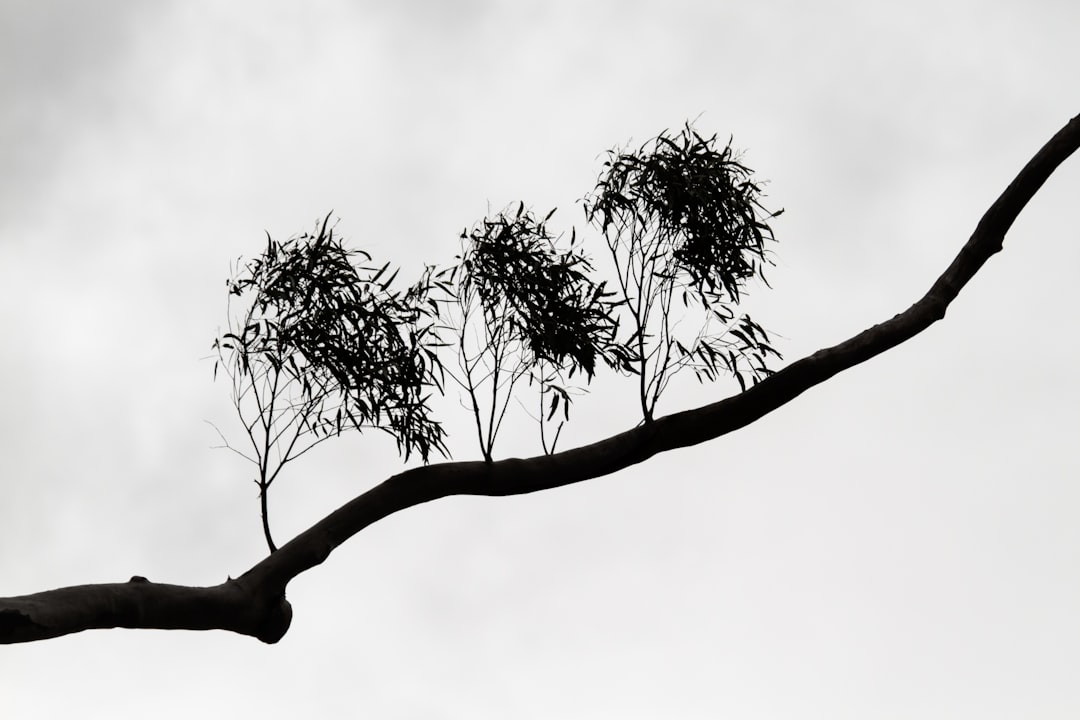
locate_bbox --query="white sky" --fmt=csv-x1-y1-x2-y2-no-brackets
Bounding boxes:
2,1,1080,717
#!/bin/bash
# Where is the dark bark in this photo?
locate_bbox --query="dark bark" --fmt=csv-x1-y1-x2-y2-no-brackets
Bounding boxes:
0,576,291,644
3,113,1078,645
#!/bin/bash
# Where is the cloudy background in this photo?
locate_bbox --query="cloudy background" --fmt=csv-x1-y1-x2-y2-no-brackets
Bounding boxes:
2,1,1079,717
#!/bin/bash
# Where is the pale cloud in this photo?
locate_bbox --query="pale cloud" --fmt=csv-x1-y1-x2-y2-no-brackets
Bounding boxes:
3,1,1080,717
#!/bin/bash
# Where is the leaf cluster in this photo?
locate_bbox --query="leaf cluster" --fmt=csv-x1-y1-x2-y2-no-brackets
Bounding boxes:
584,124,783,419
587,123,779,302
215,214,446,464
439,204,623,458
457,203,621,377
212,122,785,547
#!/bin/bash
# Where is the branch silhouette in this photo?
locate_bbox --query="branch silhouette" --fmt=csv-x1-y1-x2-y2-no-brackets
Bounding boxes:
2,113,1078,645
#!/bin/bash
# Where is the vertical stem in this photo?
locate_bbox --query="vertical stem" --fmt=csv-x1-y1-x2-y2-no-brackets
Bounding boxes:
538,364,550,454
259,481,277,553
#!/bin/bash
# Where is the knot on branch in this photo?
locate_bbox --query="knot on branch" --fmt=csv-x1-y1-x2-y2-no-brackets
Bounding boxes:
251,593,293,644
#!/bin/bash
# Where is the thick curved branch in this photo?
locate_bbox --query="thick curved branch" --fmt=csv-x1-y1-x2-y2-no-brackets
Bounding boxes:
2,113,1078,645
0,576,291,644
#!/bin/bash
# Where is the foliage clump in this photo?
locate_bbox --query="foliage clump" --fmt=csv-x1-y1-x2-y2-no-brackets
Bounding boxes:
212,214,446,550
585,123,783,420
213,122,783,549
438,203,624,458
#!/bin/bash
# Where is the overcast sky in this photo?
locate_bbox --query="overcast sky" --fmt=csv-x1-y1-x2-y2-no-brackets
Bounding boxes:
3,1,1080,718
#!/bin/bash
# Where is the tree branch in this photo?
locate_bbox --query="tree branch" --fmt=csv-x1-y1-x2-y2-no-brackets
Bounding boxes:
0,576,291,644
3,113,1077,645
